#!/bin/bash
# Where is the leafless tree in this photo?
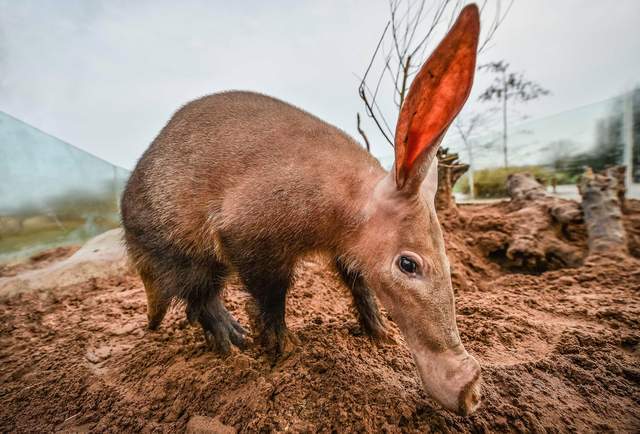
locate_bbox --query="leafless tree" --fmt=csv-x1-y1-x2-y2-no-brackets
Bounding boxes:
357,0,514,150
478,60,549,167
454,112,483,197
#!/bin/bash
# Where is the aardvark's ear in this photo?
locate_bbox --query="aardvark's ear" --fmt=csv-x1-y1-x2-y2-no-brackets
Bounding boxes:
394,4,480,192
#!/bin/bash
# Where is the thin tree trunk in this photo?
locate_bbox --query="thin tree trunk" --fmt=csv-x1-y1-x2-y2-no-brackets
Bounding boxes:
502,72,508,168
436,148,469,212
467,141,476,199
356,113,371,152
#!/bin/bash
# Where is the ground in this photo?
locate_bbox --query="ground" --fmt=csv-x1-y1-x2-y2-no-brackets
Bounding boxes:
1,202,639,433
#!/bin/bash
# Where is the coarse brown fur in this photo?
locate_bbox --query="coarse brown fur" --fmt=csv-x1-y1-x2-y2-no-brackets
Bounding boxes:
121,91,387,356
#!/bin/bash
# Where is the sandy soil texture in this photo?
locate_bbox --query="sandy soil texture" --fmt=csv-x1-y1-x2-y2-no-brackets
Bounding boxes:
1,202,639,433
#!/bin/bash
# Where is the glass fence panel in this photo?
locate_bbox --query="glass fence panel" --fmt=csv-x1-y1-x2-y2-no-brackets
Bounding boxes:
447,89,640,201
0,112,130,263
377,89,640,201
2,89,638,261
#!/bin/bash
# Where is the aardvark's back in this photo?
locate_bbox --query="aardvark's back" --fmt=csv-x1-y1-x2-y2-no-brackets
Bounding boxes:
122,91,383,259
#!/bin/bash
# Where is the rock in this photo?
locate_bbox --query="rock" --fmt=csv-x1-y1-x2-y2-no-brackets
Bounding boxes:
0,229,129,298
186,416,236,434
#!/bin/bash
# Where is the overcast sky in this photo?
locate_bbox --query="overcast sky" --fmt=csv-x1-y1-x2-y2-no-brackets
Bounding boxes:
1,0,639,169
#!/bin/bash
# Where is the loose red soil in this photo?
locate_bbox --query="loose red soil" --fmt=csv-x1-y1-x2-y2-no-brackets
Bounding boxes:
1,202,639,433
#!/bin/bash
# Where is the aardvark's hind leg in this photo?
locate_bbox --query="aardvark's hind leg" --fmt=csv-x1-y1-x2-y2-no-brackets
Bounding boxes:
237,259,298,360
196,295,248,354
185,262,248,355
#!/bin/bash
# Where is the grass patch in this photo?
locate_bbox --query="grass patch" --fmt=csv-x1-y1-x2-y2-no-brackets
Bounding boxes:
455,166,574,198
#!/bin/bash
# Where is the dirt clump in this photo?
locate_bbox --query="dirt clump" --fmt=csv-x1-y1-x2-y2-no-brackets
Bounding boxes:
1,202,639,433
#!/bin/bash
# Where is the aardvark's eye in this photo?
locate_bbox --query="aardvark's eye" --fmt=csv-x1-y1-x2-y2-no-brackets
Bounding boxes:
398,256,418,275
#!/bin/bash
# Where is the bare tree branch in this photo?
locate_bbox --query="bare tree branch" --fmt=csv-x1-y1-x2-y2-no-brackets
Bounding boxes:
358,75,395,144
409,0,450,59
357,113,372,152
357,0,514,152
478,0,514,52
358,21,395,146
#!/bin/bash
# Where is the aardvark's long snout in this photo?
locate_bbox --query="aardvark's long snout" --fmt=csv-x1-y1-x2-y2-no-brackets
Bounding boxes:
413,345,481,415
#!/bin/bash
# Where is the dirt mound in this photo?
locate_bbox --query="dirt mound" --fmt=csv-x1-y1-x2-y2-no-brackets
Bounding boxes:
0,229,128,298
0,245,79,277
1,202,639,433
